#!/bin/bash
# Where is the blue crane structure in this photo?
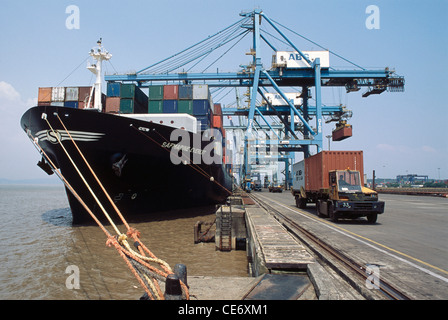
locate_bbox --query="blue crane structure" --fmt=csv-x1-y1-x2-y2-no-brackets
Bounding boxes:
105,9,404,188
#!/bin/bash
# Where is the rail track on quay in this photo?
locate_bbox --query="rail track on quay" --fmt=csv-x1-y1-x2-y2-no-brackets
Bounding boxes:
248,193,412,300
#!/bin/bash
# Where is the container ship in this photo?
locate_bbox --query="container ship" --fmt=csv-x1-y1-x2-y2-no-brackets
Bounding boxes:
20,40,233,223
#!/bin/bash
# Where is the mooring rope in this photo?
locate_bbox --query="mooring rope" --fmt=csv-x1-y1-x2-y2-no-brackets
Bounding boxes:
36,114,189,300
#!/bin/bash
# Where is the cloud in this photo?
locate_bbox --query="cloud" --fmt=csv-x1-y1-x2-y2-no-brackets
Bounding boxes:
421,145,436,153
0,81,42,180
376,143,438,155
376,143,413,154
376,143,395,152
0,81,21,102
372,142,445,178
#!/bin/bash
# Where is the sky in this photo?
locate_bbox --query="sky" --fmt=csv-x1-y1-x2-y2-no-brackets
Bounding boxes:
0,0,447,181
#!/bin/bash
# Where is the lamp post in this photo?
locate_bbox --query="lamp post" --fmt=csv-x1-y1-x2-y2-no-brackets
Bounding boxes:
326,135,332,151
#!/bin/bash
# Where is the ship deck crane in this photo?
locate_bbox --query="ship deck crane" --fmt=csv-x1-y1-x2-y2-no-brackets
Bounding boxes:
105,9,404,188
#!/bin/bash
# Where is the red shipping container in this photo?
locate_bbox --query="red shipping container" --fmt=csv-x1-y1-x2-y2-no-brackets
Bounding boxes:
163,85,179,100
332,125,352,141
78,86,93,102
104,97,120,113
305,151,364,191
214,103,222,115
212,115,223,128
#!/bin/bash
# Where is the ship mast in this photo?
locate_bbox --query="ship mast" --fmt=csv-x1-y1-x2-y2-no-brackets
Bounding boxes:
87,38,112,111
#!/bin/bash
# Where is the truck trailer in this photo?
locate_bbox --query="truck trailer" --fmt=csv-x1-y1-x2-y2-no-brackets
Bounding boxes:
291,151,384,223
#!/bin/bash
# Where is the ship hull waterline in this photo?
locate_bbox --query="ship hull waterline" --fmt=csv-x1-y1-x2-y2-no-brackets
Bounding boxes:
20,106,232,224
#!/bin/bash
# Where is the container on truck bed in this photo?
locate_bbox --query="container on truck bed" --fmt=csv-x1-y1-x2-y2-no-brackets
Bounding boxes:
291,151,384,223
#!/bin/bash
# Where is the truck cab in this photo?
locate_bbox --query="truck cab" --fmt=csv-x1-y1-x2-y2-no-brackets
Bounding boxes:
323,170,384,223
291,151,385,224
330,170,362,196
253,180,262,191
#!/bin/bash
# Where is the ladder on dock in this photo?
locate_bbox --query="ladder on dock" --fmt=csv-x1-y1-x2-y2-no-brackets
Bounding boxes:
217,206,232,251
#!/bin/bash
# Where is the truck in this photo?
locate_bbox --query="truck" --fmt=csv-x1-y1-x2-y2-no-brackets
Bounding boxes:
291,151,384,223
269,183,283,193
253,180,262,191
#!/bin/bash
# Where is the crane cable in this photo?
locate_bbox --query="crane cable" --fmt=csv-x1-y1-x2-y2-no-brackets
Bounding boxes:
39,114,189,300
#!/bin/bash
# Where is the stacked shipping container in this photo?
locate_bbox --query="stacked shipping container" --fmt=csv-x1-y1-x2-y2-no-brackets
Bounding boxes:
37,83,218,133
37,86,103,109
105,83,148,114
146,84,215,131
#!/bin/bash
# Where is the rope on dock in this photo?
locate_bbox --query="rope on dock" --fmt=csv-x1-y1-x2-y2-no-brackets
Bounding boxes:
30,114,189,300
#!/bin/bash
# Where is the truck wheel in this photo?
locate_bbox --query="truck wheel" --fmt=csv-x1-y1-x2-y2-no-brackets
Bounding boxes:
317,201,323,217
296,197,306,209
299,198,306,209
367,214,378,224
329,204,339,223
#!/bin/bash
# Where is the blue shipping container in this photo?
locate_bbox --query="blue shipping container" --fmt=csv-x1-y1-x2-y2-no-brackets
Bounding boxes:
196,115,211,131
193,100,211,115
179,85,193,100
107,83,121,97
163,100,178,113
64,101,79,109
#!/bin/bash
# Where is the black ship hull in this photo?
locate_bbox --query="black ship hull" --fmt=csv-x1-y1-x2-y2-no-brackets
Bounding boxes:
21,106,232,223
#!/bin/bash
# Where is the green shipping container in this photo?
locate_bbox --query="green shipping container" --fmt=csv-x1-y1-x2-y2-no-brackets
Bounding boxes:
148,85,164,100
120,84,148,105
120,84,136,99
120,98,146,114
148,100,163,113
120,99,135,113
178,100,193,114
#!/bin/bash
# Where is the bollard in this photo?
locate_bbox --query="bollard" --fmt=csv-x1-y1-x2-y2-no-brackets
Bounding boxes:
174,263,188,288
165,274,182,300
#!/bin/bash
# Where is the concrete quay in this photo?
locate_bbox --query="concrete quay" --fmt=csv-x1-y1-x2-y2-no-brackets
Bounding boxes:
185,194,362,300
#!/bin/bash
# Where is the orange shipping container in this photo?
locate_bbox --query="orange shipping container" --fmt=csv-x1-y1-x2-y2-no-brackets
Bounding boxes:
305,151,364,191
38,87,52,103
212,115,223,128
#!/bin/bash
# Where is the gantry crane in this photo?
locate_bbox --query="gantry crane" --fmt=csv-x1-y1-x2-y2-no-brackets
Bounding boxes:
105,9,404,188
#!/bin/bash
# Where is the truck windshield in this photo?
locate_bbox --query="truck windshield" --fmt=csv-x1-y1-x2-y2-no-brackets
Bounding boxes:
337,171,362,192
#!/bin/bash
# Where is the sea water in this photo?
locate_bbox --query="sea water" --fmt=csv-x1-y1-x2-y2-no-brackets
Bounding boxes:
0,184,247,299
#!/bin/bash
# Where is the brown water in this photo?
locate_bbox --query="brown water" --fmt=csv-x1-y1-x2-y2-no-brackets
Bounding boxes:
0,185,248,300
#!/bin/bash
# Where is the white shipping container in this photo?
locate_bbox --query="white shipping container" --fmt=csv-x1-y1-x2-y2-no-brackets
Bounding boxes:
65,87,79,101
193,84,209,100
264,93,303,106
51,87,65,102
273,51,330,69
292,160,306,191
50,102,65,107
